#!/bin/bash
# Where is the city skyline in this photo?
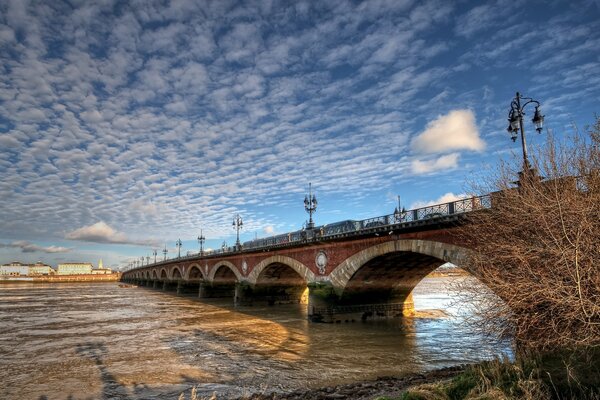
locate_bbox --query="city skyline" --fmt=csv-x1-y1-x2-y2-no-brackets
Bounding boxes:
1,0,599,269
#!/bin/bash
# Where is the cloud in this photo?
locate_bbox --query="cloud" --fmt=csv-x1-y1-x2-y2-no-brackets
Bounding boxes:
411,153,460,174
411,109,485,154
66,222,158,246
410,192,468,209
263,226,274,234
0,241,71,253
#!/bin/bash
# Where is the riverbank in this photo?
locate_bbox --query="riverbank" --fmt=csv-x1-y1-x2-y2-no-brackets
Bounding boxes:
0,273,121,283
208,367,465,400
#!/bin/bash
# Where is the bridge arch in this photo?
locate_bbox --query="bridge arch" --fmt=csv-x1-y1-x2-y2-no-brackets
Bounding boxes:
329,239,468,296
208,261,242,283
160,268,168,280
152,270,158,279
247,255,315,285
185,263,206,281
171,266,183,280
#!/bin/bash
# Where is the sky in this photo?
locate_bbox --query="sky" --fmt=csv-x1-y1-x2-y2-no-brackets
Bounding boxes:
1,0,599,269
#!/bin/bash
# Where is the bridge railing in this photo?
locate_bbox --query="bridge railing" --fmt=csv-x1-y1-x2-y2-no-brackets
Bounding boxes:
125,194,491,271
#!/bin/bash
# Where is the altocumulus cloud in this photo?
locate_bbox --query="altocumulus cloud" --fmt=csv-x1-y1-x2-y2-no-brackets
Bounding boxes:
411,109,485,154
410,192,468,209
0,241,70,253
66,222,158,247
411,153,460,175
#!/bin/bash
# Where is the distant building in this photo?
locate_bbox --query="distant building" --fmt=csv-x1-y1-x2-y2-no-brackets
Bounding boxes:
91,259,112,274
29,262,55,275
57,263,93,275
0,262,29,276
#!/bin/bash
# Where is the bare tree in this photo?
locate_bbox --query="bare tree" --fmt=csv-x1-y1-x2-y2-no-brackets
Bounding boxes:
459,118,600,352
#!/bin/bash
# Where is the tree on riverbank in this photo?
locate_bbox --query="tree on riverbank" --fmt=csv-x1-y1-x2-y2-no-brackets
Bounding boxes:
392,119,600,400
460,117,600,352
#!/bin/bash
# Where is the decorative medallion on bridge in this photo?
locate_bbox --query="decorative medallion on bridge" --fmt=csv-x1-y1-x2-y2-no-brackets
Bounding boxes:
241,260,248,275
315,250,328,275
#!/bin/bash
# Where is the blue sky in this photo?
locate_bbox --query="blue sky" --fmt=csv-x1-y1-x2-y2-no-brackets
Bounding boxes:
1,0,599,269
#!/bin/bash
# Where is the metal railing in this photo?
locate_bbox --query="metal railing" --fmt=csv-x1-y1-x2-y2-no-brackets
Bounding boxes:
125,194,491,272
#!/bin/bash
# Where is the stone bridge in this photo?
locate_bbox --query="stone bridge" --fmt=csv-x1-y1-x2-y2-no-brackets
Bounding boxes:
122,196,487,322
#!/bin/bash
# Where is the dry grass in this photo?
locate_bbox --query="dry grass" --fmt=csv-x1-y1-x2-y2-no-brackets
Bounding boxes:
457,118,600,352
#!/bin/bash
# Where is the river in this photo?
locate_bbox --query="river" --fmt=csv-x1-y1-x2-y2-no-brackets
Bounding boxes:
0,277,511,400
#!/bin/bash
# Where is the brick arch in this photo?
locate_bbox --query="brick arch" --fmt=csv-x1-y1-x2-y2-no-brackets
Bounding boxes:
160,268,168,279
185,263,206,280
171,266,183,280
208,260,242,282
247,255,315,285
329,239,468,295
152,269,158,279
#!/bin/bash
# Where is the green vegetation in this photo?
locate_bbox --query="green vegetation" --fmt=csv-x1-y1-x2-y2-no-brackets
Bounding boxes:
378,350,600,400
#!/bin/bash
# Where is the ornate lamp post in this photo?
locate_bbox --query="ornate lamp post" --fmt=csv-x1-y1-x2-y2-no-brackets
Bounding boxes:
304,182,318,229
393,195,406,223
152,249,157,264
232,214,243,249
197,230,205,256
507,92,545,177
176,239,182,258
162,245,168,261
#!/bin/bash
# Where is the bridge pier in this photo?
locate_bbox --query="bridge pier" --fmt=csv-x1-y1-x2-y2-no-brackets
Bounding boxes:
307,281,415,323
232,282,308,307
162,281,178,291
176,281,200,296
197,282,236,299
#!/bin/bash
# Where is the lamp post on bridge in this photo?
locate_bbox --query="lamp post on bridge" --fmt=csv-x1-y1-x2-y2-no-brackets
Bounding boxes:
176,239,182,258
304,182,318,229
232,214,243,250
162,245,168,261
507,92,545,180
152,249,157,264
197,229,205,256
393,195,406,223
146,255,150,266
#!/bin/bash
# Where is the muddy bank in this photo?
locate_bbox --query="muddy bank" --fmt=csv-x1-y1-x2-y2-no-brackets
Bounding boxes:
236,366,465,400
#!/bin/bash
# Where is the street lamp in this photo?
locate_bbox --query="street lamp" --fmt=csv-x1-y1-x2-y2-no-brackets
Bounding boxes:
304,182,318,229
152,249,157,264
393,195,406,223
176,239,182,258
197,229,205,256
162,245,168,261
507,92,545,176
232,214,243,249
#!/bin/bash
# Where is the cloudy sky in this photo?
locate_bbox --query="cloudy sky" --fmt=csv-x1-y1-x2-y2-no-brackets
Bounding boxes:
1,0,598,269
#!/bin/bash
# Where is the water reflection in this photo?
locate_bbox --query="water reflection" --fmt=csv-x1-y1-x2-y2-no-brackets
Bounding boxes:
0,277,510,399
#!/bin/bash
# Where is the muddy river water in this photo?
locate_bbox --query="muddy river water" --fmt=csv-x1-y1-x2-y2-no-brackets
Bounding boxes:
0,277,510,399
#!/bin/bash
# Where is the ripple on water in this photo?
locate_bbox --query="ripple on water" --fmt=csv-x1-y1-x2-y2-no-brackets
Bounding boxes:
0,279,511,399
